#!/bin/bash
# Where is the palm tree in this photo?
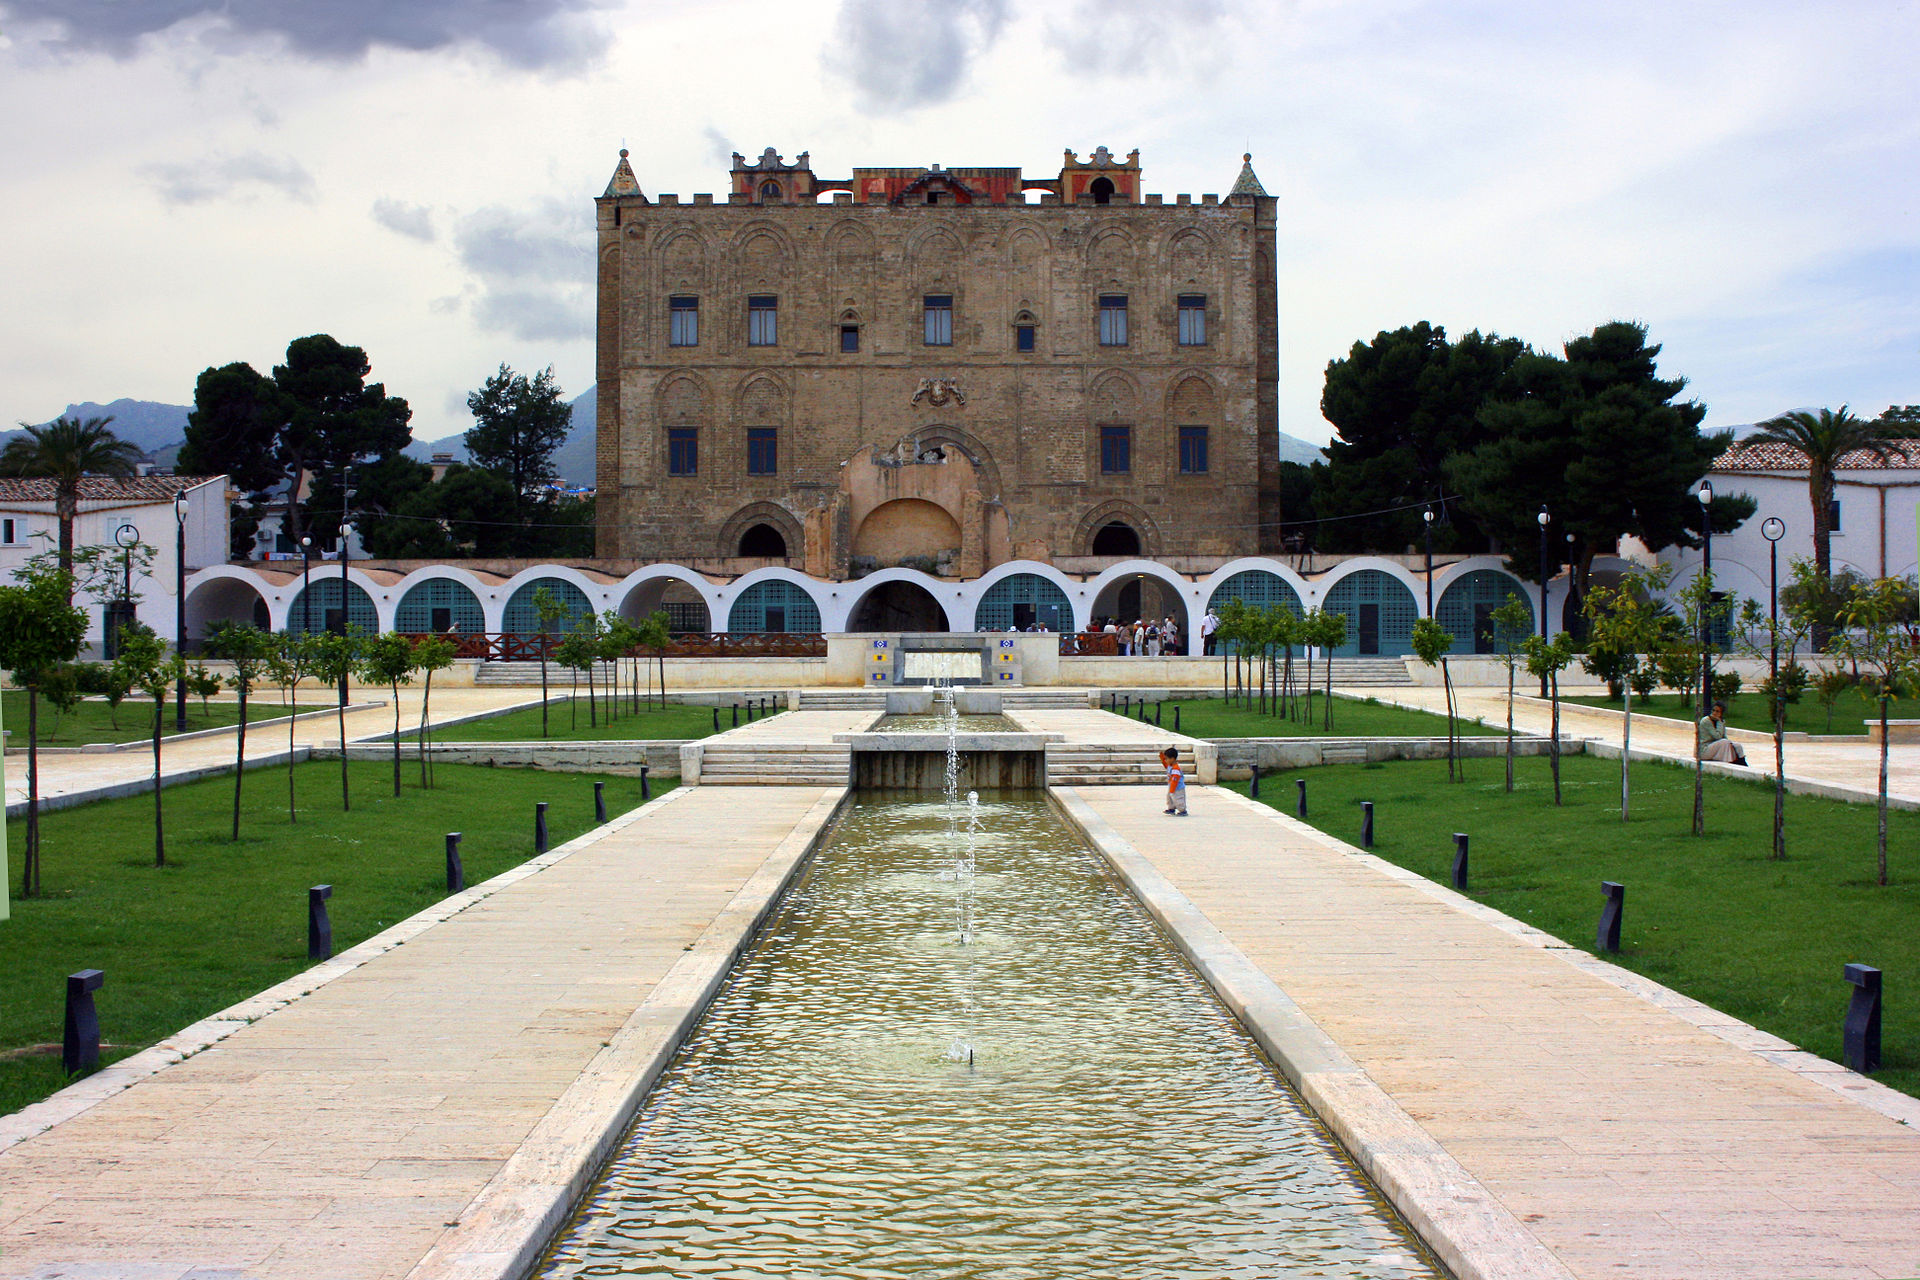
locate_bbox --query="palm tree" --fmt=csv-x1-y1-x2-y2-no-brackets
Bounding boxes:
1746,406,1899,647
0,416,144,585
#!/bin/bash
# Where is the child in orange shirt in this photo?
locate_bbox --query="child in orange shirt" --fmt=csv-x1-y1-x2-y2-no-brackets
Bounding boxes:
1161,747,1188,816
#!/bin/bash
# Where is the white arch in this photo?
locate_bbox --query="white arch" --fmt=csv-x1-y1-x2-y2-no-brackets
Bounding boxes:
389,565,505,632
613,563,726,630
718,565,833,631
1433,556,1544,626
839,567,954,633
497,565,619,630
961,560,1081,635
284,566,395,633
1312,557,1427,614
1084,559,1204,654
183,565,282,638
1198,557,1313,610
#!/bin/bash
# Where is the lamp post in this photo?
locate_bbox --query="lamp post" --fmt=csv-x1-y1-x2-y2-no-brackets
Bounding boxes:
173,493,189,730
1422,506,1435,616
1761,515,1787,860
337,521,354,707
1698,481,1714,714
1537,505,1551,696
300,535,313,633
112,522,138,659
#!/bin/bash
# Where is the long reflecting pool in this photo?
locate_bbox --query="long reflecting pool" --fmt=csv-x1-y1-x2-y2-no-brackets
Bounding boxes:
538,794,1443,1278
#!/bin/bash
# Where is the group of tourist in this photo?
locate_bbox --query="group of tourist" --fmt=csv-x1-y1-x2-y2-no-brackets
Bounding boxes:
1084,615,1185,656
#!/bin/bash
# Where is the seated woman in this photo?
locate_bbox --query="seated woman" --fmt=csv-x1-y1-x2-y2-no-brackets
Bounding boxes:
1697,702,1748,766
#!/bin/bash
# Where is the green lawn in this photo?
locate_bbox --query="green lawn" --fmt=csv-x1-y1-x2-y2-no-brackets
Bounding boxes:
1,759,662,1115
3,690,330,746
1230,754,1918,1097
432,698,723,742
1563,691,1872,736
1163,693,1501,739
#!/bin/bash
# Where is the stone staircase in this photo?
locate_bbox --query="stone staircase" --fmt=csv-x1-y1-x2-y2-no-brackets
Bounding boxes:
1046,743,1186,787
474,660,613,686
1324,658,1415,686
696,742,852,786
1001,689,1093,709
794,689,889,711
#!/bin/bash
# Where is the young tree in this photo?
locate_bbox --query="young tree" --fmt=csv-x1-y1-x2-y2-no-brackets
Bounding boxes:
1309,610,1348,730
1835,576,1918,886
265,632,317,822
600,612,642,716
0,567,88,894
1674,572,1738,836
1744,407,1898,650
1735,570,1817,861
308,626,365,810
1582,566,1673,821
1489,595,1533,793
554,625,599,731
0,417,144,591
636,610,672,710
204,623,273,840
271,335,412,545
1410,617,1460,780
1521,631,1578,805
532,586,568,737
411,633,458,788
188,663,222,716
359,632,418,798
115,625,185,868
465,364,572,535
180,362,288,558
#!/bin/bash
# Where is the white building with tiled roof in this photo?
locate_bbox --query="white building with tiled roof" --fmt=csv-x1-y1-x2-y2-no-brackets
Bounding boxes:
0,473,231,654
1659,437,1920,624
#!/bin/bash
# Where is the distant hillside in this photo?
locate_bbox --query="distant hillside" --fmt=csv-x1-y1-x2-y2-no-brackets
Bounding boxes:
7,399,192,459
405,385,597,486
1277,431,1325,466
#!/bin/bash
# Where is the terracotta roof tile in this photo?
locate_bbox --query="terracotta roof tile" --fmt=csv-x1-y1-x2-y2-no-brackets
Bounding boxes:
0,474,223,502
1714,440,1920,472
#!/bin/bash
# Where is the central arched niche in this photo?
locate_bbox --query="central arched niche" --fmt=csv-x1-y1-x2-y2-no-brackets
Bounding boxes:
847,579,951,632
1091,521,1141,556
851,499,961,571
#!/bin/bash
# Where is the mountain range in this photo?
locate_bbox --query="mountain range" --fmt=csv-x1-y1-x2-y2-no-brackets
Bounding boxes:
18,388,1331,484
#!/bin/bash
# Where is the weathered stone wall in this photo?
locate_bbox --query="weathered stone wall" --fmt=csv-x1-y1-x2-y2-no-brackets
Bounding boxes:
596,168,1279,572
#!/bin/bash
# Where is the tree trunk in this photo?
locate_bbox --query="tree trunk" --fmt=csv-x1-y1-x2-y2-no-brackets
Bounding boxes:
337,691,350,812
1771,683,1786,859
1504,659,1515,793
1441,656,1458,782
540,642,550,738
56,489,76,600
391,683,402,797
152,694,165,866
1620,681,1633,822
588,661,597,728
288,680,299,823
1549,672,1563,806
1810,468,1833,651
570,668,579,729
230,682,247,841
419,669,433,789
1878,695,1890,886
24,690,39,897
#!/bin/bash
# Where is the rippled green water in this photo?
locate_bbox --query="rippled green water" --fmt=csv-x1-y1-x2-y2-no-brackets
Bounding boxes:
871,713,1024,732
538,795,1443,1278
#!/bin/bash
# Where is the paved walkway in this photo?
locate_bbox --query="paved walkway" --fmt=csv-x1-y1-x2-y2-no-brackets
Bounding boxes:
1371,684,1920,806
1072,784,1920,1280
0,785,842,1279
1007,705,1203,748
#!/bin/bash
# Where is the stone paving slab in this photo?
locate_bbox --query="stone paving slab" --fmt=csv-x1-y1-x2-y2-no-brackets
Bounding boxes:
1068,784,1920,1280
0,785,844,1280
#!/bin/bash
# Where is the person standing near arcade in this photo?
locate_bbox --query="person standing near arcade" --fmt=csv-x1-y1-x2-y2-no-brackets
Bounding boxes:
1161,746,1188,816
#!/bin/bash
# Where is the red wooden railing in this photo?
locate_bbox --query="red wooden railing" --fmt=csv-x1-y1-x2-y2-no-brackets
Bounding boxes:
1060,631,1121,656
398,632,827,661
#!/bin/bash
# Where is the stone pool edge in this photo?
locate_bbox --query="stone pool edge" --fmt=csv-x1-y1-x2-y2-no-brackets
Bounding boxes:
403,786,851,1280
1050,785,1576,1280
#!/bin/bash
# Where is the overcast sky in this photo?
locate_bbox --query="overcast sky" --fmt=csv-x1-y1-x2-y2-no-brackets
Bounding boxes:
1,0,1913,448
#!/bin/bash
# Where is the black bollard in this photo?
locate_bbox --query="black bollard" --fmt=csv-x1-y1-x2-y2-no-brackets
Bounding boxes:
1843,963,1882,1074
1296,778,1307,818
594,781,608,823
1123,695,1131,717
535,802,549,854
1155,701,1163,726
1360,801,1374,847
62,969,104,1075
1597,881,1625,953
762,696,770,717
446,832,465,894
712,706,720,734
308,885,333,961
1452,833,1469,892
1250,763,1260,798
731,703,739,728
1137,698,1147,722
1173,706,1181,733
640,765,651,802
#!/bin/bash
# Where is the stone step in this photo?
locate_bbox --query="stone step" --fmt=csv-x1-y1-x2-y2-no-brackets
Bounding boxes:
703,775,850,786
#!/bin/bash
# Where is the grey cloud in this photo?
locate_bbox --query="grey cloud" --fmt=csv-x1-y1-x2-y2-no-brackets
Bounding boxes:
452,200,591,342
0,0,607,70
824,0,1008,110
142,151,316,205
1046,0,1230,71
702,126,733,168
372,198,435,242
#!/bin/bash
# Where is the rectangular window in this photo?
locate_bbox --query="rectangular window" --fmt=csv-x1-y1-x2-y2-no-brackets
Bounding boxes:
1,518,14,544
1179,425,1209,474
1015,324,1036,352
1098,294,1128,346
669,295,699,347
841,324,860,353
923,294,953,346
1829,498,1842,532
747,295,778,346
668,427,698,476
747,427,778,475
1100,424,1132,474
1177,294,1207,346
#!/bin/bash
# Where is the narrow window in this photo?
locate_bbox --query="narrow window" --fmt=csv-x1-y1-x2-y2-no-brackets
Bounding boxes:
1179,425,1210,474
923,294,953,346
747,427,778,476
1830,498,1842,531
1015,323,1036,352
669,295,699,347
1100,424,1132,474
841,324,860,353
759,180,781,202
926,191,942,205
1,518,14,544
1090,176,1114,204
1177,294,1207,346
1098,294,1128,346
748,295,778,346
668,427,698,476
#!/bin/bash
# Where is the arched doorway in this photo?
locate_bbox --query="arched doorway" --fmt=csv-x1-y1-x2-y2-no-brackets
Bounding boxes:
503,577,593,635
286,578,377,636
395,578,485,635
1089,176,1114,204
738,523,788,558
184,577,271,644
728,580,822,633
974,573,1073,632
1091,572,1190,645
620,576,712,634
1436,570,1534,654
1090,521,1141,556
1323,569,1418,657
848,580,950,632
1205,570,1302,653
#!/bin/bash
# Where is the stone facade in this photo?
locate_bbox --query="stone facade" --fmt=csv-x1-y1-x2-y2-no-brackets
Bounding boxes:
594,145,1280,577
